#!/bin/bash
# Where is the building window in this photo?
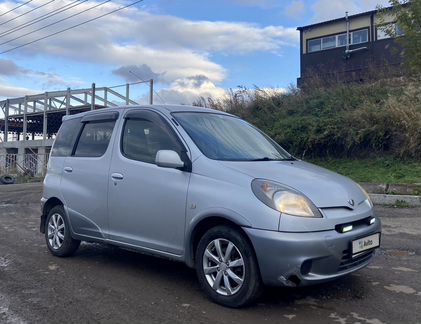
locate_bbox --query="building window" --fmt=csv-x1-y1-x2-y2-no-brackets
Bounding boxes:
337,33,348,47
376,28,388,40
308,38,321,52
377,23,404,40
307,28,369,53
322,35,336,49
395,24,404,36
352,29,368,44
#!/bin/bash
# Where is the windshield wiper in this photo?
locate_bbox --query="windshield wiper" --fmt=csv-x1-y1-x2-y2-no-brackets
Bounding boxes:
280,156,296,161
248,156,296,162
248,157,281,161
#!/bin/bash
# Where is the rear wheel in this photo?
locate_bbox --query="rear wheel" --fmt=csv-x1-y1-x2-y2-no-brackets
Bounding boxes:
195,226,262,307
45,205,80,257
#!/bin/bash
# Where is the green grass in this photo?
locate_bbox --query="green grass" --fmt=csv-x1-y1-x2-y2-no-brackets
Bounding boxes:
15,176,44,184
308,158,421,184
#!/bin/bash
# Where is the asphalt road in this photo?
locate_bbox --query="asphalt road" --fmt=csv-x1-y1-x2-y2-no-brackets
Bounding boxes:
1,183,420,324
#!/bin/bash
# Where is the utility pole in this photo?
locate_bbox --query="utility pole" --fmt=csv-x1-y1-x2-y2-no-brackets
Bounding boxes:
91,83,95,110
149,79,154,105
128,70,154,105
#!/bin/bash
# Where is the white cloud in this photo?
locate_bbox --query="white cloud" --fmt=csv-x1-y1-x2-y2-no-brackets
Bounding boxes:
0,59,22,76
104,44,226,83
311,0,390,22
0,83,38,99
152,75,227,105
0,58,82,89
230,0,278,8
286,0,306,18
116,11,299,53
0,1,297,83
255,87,288,95
112,64,165,83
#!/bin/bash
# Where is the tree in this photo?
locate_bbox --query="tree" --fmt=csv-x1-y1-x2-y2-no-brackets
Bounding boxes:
379,0,421,74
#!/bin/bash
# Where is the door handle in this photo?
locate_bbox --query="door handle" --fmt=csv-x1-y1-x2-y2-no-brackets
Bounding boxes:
111,173,124,180
64,167,73,173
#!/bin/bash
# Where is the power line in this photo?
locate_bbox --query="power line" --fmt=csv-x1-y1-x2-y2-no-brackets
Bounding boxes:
0,0,144,54
0,0,34,18
0,0,111,47
0,0,55,27
0,0,87,38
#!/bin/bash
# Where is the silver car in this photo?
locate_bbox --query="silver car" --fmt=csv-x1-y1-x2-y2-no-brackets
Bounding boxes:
41,105,381,307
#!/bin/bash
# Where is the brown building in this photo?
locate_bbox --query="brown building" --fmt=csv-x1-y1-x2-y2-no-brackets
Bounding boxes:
297,7,404,87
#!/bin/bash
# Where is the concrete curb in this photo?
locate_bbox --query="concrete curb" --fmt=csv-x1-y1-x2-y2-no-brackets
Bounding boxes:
361,183,421,196
369,193,421,207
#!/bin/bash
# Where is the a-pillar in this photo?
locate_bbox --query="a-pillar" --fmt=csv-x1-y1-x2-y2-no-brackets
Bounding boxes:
36,147,46,176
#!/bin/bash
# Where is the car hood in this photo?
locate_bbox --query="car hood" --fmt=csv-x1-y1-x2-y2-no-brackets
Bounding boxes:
218,160,366,208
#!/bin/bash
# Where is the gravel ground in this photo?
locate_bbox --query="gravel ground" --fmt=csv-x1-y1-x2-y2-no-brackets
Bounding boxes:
1,183,420,324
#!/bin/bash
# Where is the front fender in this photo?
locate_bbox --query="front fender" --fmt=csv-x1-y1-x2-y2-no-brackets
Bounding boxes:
184,207,252,267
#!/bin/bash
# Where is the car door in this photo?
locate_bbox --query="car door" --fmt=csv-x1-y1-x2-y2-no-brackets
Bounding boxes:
107,109,191,255
60,111,119,239
47,116,83,203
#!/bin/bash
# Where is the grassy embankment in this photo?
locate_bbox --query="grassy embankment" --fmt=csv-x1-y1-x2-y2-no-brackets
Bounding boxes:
309,158,420,184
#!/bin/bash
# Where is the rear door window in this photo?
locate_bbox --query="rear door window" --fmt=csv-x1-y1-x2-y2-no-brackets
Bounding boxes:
74,121,116,157
51,118,82,157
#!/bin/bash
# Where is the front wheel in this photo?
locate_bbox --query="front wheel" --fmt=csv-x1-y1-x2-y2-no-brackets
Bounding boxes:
45,205,80,257
195,226,262,307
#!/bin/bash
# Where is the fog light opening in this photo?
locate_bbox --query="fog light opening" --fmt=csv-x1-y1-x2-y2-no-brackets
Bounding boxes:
369,217,376,225
300,260,312,275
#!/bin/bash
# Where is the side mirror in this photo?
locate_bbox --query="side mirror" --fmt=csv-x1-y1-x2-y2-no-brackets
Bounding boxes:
155,150,184,169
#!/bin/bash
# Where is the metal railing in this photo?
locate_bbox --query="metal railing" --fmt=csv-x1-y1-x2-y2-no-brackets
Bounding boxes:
2,153,17,174
0,153,49,176
0,81,152,117
0,80,154,142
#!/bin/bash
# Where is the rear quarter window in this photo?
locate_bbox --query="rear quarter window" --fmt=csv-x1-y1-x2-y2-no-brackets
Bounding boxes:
51,118,82,157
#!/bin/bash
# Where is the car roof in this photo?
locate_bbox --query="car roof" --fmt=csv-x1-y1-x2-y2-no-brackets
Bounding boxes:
62,104,232,121
151,104,227,114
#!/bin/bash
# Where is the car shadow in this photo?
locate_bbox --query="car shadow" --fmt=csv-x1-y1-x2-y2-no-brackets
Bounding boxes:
73,241,371,309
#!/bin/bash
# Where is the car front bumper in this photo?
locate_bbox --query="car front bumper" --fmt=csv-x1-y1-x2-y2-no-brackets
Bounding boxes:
244,218,381,286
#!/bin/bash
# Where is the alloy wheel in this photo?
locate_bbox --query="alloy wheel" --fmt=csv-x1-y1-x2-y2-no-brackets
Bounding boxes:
47,213,65,250
202,238,245,296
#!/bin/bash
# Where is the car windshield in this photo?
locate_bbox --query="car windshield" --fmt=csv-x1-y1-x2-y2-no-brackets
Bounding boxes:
173,112,292,161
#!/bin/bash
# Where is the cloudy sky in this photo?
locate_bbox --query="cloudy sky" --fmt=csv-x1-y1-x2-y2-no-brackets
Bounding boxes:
0,0,389,104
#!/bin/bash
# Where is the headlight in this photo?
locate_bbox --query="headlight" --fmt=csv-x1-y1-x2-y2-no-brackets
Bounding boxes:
251,179,322,217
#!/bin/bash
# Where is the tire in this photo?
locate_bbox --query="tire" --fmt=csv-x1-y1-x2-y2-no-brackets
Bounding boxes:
195,225,262,308
0,175,15,185
45,205,80,257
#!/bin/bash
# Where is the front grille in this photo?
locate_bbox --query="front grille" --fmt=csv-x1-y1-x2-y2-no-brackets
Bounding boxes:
338,248,374,271
335,216,373,233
